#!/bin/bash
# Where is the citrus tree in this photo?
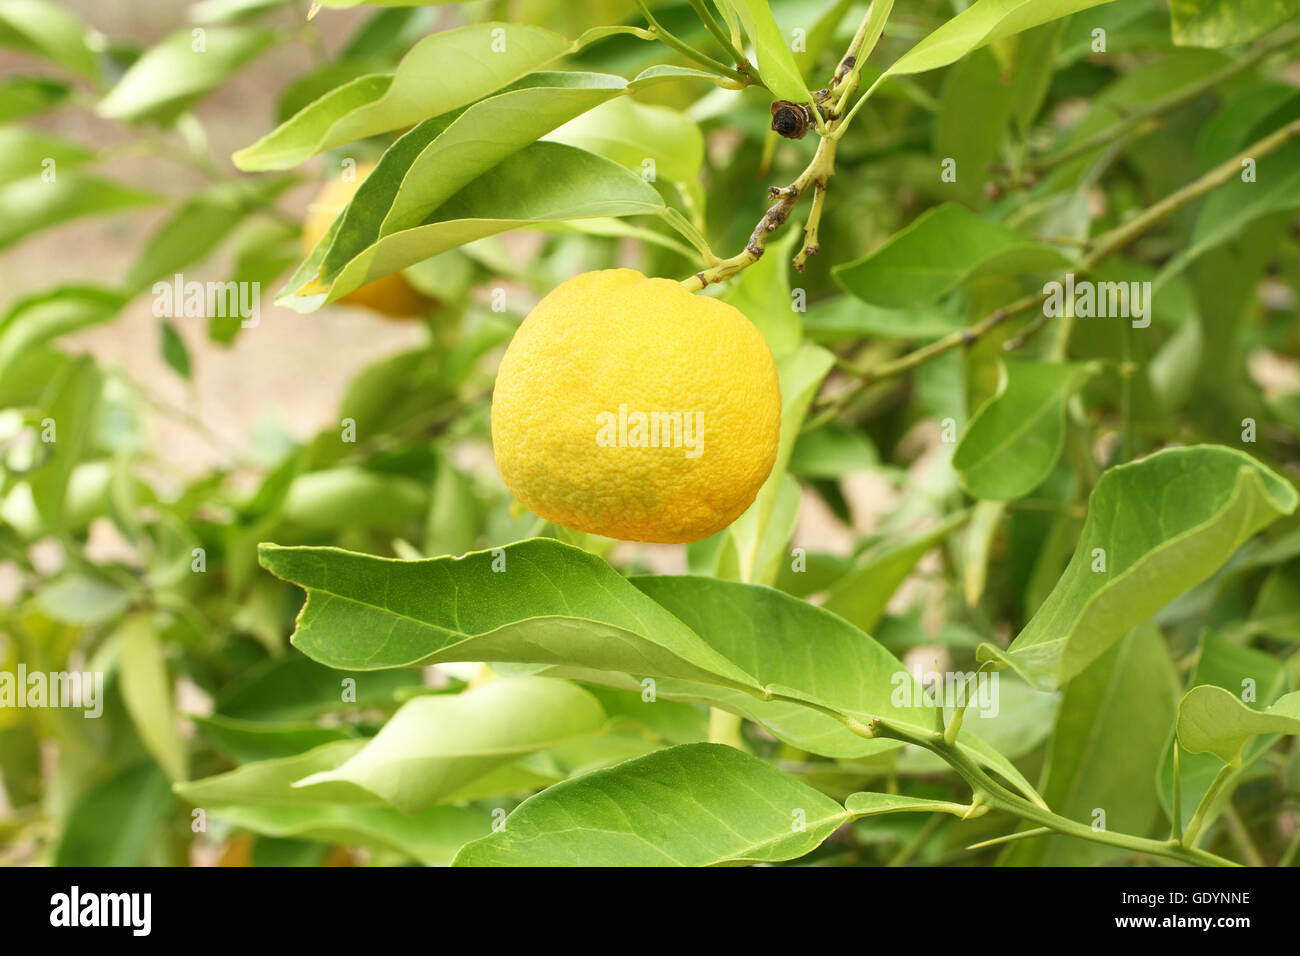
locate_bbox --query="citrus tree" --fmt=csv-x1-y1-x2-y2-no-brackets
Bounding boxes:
2,0,1300,868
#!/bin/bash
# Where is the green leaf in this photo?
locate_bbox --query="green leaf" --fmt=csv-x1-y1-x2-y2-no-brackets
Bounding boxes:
1170,0,1300,47
293,677,606,813
732,0,817,104
324,72,632,269
174,740,374,807
232,22,573,170
789,425,879,479
1197,84,1300,169
215,655,421,721
194,714,359,764
1250,559,1300,641
1155,140,1300,291
933,49,1015,203
28,356,102,532
1039,48,1227,175
0,76,70,122
425,454,482,557
189,0,295,22
884,0,1121,78
316,0,478,6
0,127,91,186
159,320,191,379
0,0,99,78
980,446,1299,690
844,791,976,818
802,295,966,341
285,142,663,309
281,467,429,532
209,802,492,866
953,360,1100,500
833,204,1071,309
0,286,125,385
1009,20,1065,134
719,229,801,358
821,511,971,634
117,612,188,782
1157,631,1289,832
628,575,920,755
626,576,1043,804
1178,685,1300,766
126,178,293,291
34,570,131,625
1001,622,1178,864
258,538,762,692
453,743,848,866
0,174,157,251
98,26,276,122
548,91,703,177
55,764,173,865
631,63,737,87
963,499,1006,606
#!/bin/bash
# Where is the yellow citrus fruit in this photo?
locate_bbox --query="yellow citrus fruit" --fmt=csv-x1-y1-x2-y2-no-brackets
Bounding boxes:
302,161,433,319
491,268,782,544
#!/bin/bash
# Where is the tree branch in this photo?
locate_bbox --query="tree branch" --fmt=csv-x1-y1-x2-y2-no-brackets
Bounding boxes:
679,2,892,290
805,116,1300,432
1027,26,1300,173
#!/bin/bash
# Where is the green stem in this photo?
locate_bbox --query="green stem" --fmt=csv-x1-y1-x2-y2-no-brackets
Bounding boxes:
870,717,1240,867
1279,826,1300,867
756,686,1235,865
966,826,1051,851
634,0,750,85
1182,763,1235,847
1222,805,1265,867
660,207,718,265
686,0,756,79
1170,742,1183,843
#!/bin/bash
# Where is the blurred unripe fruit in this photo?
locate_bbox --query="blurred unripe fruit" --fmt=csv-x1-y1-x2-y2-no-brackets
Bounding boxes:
301,161,433,319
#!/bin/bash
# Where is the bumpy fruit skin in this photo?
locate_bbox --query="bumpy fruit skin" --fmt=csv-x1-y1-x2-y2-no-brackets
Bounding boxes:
301,162,433,319
491,268,782,544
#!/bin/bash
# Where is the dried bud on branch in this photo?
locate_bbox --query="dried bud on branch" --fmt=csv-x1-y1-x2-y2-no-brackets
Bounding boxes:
770,100,812,139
